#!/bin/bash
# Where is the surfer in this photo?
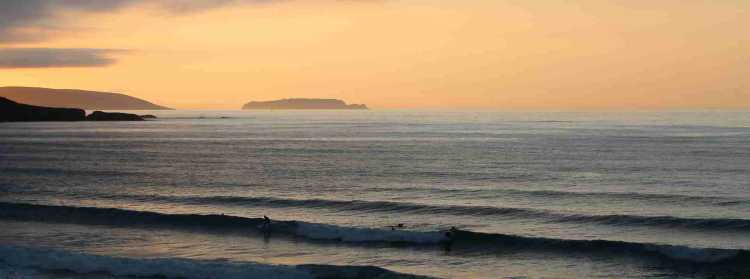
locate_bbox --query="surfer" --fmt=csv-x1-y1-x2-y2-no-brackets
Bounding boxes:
442,227,458,251
445,227,458,240
389,223,405,230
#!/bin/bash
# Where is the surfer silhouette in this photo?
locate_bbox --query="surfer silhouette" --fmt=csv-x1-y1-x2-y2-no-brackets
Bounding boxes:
442,226,458,252
446,227,458,239
390,223,405,230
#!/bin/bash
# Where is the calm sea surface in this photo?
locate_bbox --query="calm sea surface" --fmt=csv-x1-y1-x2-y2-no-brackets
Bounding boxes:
2,110,750,278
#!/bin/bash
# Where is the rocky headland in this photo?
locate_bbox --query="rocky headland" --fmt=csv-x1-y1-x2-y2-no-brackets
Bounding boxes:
0,87,171,110
1,97,147,122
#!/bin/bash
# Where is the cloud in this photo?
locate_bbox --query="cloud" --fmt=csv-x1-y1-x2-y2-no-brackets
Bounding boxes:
0,1,359,69
0,0,135,43
0,0,270,43
0,1,265,68
0,48,126,69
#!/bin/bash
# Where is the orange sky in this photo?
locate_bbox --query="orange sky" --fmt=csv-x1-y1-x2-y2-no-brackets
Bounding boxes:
1,0,748,109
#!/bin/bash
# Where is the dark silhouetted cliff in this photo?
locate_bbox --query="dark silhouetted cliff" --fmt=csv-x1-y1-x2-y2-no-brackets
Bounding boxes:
0,87,171,110
86,111,144,121
242,98,368,110
0,97,85,122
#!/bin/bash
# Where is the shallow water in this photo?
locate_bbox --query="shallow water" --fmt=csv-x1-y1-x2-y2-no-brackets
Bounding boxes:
1,110,750,278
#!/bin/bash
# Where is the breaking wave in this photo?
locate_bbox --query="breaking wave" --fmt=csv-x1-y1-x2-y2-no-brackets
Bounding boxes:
25,192,750,232
1,202,748,266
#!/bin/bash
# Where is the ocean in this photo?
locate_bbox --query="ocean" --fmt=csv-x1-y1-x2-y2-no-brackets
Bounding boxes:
1,110,749,279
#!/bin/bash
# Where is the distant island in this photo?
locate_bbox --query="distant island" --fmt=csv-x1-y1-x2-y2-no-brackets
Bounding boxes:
242,98,368,110
0,87,171,110
1,97,150,122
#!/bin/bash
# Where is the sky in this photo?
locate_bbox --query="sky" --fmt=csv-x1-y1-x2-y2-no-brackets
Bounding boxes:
0,0,748,109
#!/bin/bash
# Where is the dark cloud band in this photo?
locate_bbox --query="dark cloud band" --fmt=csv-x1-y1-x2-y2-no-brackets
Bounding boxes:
0,48,125,69
0,0,268,43
0,0,136,43
0,1,270,68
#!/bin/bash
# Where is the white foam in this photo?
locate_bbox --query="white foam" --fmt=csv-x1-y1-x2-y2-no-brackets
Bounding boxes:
294,222,448,243
0,245,312,279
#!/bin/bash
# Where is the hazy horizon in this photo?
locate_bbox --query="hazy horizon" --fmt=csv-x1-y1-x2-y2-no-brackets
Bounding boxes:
1,1,748,109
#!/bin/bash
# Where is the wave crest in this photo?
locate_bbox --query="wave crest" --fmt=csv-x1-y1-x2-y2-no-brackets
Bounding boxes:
70,194,750,232
1,202,748,266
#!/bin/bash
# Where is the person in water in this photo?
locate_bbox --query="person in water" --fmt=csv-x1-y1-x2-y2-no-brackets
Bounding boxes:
442,227,458,251
261,215,271,231
445,227,458,239
390,223,405,230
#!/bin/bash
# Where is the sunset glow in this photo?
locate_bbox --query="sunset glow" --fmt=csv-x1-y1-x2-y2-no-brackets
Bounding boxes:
2,1,748,109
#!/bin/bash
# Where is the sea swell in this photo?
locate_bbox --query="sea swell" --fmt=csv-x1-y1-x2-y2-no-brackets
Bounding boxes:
21,191,750,232
0,245,429,279
178,195,750,232
0,202,748,267
366,186,749,207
